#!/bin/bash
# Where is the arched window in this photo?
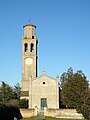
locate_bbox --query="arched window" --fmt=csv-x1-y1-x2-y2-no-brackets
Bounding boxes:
30,43,34,52
24,43,28,52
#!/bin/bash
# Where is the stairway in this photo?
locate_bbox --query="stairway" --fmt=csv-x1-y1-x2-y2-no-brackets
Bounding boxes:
37,110,45,119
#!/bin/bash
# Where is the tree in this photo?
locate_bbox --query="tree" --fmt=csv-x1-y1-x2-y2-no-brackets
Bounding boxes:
14,83,21,100
87,87,90,106
60,68,89,108
0,81,13,104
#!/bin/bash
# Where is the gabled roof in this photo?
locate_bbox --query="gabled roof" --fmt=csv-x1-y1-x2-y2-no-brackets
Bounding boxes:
32,73,59,83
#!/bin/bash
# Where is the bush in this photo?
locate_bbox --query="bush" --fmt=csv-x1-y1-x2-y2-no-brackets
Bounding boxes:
19,99,28,108
5,99,19,106
0,105,22,120
76,106,90,120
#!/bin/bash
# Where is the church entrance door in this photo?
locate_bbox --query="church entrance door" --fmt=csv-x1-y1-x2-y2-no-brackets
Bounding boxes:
41,98,47,110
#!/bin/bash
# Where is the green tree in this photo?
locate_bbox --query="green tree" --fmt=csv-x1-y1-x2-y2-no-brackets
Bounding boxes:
60,68,89,108
87,87,90,106
0,81,13,104
14,83,21,100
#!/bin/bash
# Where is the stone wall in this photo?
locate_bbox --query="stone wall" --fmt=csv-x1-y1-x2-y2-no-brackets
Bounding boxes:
44,108,84,119
20,109,34,118
20,108,84,119
44,108,58,117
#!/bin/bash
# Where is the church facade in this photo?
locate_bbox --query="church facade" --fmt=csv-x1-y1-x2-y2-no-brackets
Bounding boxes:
21,24,59,110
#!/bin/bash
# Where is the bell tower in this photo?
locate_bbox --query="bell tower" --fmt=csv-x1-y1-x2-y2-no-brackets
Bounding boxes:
21,24,38,98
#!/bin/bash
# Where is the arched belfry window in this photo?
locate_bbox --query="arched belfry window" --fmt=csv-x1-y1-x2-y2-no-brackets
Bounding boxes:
30,43,34,52
24,43,28,52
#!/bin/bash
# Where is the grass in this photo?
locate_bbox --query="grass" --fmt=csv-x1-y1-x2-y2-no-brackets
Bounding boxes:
22,116,84,120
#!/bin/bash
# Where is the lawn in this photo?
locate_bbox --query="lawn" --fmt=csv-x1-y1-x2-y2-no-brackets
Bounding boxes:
22,116,84,120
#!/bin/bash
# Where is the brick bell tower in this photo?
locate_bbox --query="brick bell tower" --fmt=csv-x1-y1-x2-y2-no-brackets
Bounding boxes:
21,24,38,99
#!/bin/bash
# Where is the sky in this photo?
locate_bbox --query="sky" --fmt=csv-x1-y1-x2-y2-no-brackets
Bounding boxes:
0,0,90,86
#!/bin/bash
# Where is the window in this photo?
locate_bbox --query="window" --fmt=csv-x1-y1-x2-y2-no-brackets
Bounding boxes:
24,43,28,52
30,43,34,52
32,36,34,39
43,82,45,84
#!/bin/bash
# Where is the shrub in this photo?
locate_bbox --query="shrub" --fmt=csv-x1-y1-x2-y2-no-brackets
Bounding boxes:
19,99,28,108
0,105,22,120
76,106,90,120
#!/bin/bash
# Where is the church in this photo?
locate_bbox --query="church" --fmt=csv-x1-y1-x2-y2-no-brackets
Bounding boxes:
21,24,60,110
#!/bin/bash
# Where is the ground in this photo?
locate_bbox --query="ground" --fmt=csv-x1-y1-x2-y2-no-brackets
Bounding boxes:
22,116,84,120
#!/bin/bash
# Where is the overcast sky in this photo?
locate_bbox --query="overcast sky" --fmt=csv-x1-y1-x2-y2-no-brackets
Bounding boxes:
0,0,90,86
